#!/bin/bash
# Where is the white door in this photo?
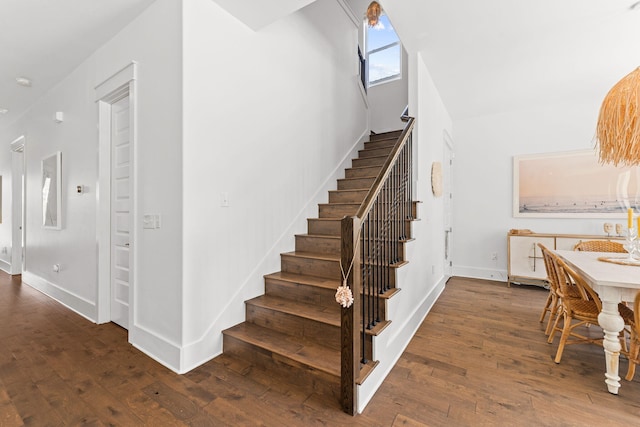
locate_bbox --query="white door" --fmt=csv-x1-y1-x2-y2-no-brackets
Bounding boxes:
443,131,454,278
10,136,25,274
110,96,131,329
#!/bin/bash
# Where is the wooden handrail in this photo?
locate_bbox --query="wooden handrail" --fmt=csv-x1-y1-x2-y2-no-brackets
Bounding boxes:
355,117,415,220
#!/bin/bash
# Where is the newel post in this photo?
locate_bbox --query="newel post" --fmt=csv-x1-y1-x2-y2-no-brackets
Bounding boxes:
340,216,361,415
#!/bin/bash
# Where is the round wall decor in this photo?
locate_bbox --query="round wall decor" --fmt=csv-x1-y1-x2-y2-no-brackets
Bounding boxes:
431,161,443,197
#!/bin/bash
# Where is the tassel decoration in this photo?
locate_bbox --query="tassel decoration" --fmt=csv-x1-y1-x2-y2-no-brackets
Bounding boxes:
335,281,354,308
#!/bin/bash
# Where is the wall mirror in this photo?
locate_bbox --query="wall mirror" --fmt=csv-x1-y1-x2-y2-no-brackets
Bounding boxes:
42,152,62,229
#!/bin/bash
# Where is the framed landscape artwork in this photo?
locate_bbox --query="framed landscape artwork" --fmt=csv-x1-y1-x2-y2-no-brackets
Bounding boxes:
513,149,640,218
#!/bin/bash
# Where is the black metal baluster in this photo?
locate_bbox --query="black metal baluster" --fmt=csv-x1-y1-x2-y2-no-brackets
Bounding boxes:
361,219,367,364
372,195,379,326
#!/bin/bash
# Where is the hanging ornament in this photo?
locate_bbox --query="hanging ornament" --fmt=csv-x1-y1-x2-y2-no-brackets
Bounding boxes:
335,282,354,308
366,1,382,27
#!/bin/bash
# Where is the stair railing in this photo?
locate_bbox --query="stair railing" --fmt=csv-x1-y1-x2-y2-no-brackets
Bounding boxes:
340,114,415,414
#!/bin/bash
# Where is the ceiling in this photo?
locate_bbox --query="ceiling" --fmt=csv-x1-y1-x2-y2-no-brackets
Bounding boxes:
1,0,639,128
0,0,155,127
383,0,640,120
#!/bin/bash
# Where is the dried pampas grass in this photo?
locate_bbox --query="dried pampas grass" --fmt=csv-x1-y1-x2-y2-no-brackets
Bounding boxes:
596,67,640,166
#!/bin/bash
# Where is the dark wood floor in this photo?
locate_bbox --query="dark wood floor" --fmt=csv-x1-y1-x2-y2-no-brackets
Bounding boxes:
2,272,640,426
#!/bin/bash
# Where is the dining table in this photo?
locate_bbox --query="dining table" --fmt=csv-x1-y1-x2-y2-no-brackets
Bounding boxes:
554,249,640,395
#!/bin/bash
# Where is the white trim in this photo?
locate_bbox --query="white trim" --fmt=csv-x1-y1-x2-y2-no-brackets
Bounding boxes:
0,259,10,274
10,135,25,152
452,265,508,282
443,129,454,153
130,323,182,373
22,271,98,321
95,62,137,101
10,135,26,275
96,62,138,328
336,0,359,26
357,277,446,413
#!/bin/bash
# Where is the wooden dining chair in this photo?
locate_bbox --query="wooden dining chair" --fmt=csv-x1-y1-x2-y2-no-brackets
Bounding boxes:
547,255,634,363
573,240,626,253
537,244,583,336
538,244,561,335
624,292,640,381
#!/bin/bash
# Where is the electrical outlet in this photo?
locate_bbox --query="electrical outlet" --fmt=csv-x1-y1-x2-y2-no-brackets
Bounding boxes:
220,192,230,207
491,252,498,261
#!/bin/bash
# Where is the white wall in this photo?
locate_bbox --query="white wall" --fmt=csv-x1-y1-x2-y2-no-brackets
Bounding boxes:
93,0,184,367
452,98,626,281
180,0,369,371
0,0,185,370
368,47,408,133
346,0,409,134
0,141,10,272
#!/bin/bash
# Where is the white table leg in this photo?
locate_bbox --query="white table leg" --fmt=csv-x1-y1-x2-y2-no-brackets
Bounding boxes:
598,299,625,394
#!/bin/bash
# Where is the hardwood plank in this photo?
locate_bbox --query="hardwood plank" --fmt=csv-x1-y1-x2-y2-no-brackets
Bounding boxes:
4,271,640,425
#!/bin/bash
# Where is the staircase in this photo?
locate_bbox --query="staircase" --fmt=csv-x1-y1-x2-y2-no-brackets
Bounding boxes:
222,129,412,404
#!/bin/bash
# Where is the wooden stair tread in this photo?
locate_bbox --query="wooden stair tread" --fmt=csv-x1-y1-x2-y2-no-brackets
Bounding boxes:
247,295,340,327
356,360,379,385
338,176,377,181
221,125,411,405
294,233,339,240
318,203,361,211
369,130,402,140
223,323,340,377
349,164,383,169
346,167,383,175
362,260,409,268
363,287,401,300
329,189,369,193
327,189,370,193
282,251,340,262
265,271,340,290
366,320,391,336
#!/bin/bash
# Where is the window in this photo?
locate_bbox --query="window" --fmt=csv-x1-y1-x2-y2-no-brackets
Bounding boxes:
366,14,401,86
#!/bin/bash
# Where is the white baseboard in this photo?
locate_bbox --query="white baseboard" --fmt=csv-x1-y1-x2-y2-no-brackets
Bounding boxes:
452,265,508,283
129,323,182,373
21,270,97,322
180,332,223,374
0,259,10,274
357,276,446,413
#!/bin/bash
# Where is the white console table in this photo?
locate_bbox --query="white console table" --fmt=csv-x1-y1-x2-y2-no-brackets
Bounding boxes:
506,230,624,287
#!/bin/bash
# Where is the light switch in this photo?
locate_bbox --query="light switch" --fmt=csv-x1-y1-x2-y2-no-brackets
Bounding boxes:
143,214,161,229
143,215,154,229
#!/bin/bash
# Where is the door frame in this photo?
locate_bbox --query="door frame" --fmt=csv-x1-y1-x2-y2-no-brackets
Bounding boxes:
10,135,26,275
96,62,138,326
443,130,454,278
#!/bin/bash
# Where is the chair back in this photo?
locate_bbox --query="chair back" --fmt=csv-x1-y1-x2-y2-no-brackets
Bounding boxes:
573,240,625,253
553,256,602,312
538,243,559,292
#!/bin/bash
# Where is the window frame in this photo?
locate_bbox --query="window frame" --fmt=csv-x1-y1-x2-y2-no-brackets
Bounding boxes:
365,15,402,87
